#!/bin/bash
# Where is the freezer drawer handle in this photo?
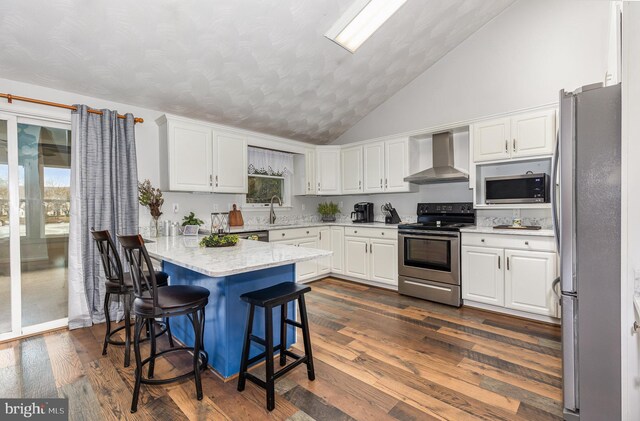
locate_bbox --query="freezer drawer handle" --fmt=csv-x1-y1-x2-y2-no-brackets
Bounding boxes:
498,256,501,269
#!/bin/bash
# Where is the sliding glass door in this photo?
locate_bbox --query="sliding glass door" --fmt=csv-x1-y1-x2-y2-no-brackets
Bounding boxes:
0,114,71,340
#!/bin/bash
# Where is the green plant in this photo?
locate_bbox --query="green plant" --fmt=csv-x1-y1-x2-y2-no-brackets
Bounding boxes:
138,180,163,220
199,234,239,248
317,201,340,217
182,211,204,226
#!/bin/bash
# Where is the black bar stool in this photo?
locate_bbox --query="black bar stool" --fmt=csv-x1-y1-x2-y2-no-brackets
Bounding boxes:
237,282,315,411
91,229,174,367
118,234,210,413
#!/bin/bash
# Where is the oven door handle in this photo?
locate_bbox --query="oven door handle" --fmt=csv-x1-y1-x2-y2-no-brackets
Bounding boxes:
399,231,459,240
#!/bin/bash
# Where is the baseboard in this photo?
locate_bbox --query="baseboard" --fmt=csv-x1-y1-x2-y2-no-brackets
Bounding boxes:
300,273,397,291
463,300,560,324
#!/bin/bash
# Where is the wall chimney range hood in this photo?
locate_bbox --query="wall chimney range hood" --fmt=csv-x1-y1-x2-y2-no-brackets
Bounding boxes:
404,132,469,184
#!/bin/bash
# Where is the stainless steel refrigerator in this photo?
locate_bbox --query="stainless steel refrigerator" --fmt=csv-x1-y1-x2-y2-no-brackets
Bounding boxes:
554,82,621,421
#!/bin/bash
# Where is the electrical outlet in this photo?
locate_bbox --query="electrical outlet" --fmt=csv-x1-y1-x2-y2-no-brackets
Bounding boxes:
301,204,306,211
512,209,521,218
339,201,344,208
212,204,219,212
173,203,179,213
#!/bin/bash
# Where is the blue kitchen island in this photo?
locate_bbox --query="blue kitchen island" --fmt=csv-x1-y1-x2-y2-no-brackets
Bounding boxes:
145,236,331,379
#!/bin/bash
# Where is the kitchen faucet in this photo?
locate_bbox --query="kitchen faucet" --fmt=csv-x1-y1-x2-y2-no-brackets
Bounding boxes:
269,195,282,224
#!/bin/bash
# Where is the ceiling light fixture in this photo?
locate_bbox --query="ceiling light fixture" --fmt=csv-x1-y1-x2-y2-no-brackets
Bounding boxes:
325,0,407,53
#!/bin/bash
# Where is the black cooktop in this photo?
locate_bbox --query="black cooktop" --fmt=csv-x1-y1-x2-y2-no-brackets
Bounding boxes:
398,202,476,232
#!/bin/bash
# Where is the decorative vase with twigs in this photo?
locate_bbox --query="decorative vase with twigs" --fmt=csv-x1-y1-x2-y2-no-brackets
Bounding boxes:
138,179,164,237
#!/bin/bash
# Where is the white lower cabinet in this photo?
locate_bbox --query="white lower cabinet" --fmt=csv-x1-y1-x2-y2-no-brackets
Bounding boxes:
330,227,344,274
461,232,558,318
344,230,398,286
344,236,369,279
461,246,504,306
297,237,319,281
504,249,556,316
270,226,397,287
317,227,332,275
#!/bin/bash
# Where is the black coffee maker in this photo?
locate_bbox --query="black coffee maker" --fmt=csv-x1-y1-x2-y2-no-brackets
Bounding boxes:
351,202,374,223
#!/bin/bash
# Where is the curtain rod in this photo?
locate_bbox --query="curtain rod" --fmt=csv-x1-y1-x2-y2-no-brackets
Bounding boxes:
0,92,144,123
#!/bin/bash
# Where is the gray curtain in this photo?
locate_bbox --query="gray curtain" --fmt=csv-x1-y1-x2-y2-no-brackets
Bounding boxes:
67,105,139,328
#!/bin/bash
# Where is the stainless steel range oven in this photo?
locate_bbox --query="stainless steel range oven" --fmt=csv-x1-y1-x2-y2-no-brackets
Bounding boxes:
397,202,475,307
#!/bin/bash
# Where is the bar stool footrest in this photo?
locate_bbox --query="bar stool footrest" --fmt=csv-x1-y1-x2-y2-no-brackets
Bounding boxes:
284,318,302,329
273,356,308,380
245,373,267,389
137,347,208,385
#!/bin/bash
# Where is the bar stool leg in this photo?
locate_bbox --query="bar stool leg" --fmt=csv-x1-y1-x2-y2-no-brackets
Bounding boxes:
131,316,144,413
123,294,132,367
298,295,315,381
165,317,175,348
148,320,157,379
237,304,255,392
265,305,275,411
102,292,111,356
279,303,287,367
189,309,203,400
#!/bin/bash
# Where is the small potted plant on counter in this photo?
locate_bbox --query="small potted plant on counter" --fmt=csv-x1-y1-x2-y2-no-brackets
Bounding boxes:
181,212,204,236
318,201,340,222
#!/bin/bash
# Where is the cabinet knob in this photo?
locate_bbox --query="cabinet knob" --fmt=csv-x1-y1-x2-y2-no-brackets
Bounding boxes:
481,238,485,242
282,233,285,237
381,232,384,235
354,230,358,233
306,230,309,234
525,241,529,245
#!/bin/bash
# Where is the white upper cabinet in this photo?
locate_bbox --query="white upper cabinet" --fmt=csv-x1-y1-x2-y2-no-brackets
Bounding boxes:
304,149,317,195
212,130,248,193
473,118,511,163
341,146,363,194
384,137,411,192
316,147,341,195
363,142,384,193
158,115,248,194
472,110,556,163
161,119,213,192
510,109,556,158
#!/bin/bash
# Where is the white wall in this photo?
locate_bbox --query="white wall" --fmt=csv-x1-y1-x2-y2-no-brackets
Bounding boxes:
333,0,610,144
0,76,322,227
621,2,640,419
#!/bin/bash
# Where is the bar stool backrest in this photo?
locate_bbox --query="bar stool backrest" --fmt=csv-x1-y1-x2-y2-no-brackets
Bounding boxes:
91,228,124,287
117,234,159,310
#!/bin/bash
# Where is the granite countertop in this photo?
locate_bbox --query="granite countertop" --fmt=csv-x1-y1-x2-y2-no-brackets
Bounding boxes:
460,226,555,237
145,236,332,277
222,221,399,234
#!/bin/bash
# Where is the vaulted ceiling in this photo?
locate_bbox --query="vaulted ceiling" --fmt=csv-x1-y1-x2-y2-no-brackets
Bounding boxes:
0,0,515,143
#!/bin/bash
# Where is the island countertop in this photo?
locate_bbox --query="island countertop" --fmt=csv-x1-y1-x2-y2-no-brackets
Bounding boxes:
145,236,332,278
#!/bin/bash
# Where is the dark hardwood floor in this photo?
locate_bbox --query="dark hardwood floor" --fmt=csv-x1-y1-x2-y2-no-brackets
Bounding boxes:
0,277,562,420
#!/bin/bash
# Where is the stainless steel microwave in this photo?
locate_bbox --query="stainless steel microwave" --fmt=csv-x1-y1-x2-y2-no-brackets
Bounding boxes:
485,173,550,204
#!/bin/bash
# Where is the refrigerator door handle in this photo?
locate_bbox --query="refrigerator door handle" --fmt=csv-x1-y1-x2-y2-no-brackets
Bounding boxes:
562,295,579,412
551,136,560,251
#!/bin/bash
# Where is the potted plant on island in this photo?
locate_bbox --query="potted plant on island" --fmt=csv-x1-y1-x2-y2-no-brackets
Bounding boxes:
181,212,204,236
138,179,164,237
317,201,340,222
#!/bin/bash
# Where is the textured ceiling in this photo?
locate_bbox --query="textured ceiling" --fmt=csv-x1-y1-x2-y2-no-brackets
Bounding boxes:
0,0,515,144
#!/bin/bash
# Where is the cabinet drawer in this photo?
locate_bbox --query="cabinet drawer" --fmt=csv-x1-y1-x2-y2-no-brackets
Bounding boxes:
269,227,319,241
344,226,397,239
461,232,555,252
